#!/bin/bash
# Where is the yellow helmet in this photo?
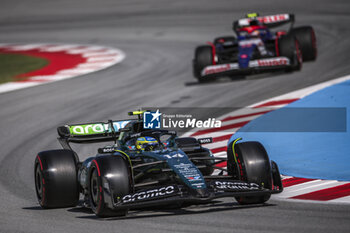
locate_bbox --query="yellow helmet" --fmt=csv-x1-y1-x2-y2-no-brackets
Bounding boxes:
135,137,159,151
246,13,259,18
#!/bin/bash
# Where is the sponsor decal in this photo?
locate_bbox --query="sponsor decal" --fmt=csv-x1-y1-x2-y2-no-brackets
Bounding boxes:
254,58,289,67
163,118,221,128
143,109,221,130
203,63,238,75
214,181,260,190
193,183,205,187
259,14,289,24
121,185,176,203
164,153,184,159
69,121,130,135
99,147,116,153
198,137,213,144
174,163,203,182
187,176,201,180
238,14,289,27
130,132,142,138
174,163,194,171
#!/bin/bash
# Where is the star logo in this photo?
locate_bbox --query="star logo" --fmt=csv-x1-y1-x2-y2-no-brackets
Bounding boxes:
143,109,162,129
151,109,161,122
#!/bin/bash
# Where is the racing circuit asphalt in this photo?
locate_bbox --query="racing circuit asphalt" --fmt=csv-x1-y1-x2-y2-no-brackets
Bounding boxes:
0,1,350,232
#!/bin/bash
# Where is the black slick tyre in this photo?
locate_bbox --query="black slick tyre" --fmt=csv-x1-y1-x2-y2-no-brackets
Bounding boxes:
34,149,79,208
88,155,131,217
278,34,302,71
193,45,214,82
291,26,317,61
227,141,272,205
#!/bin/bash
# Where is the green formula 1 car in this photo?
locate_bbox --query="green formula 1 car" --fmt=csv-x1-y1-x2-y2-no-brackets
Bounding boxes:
34,111,283,217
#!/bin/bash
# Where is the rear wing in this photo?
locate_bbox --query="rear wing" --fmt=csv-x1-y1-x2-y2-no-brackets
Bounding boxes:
57,120,131,147
233,14,295,31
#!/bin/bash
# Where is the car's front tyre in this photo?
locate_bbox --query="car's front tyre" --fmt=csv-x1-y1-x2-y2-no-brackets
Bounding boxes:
193,45,214,83
291,26,317,61
278,34,302,71
227,141,272,205
88,155,131,217
34,149,79,208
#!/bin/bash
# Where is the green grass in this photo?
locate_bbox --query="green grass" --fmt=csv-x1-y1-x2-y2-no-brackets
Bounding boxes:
0,53,48,84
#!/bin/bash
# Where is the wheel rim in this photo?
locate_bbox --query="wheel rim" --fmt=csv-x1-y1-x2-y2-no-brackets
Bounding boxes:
35,164,43,200
90,168,99,207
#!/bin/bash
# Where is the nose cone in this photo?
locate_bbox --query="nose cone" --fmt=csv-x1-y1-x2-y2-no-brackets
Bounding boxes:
238,54,250,68
195,188,210,198
238,43,254,69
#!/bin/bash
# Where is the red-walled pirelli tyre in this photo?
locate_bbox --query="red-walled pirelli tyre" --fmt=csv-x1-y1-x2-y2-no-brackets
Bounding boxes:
88,155,131,217
227,141,272,205
291,26,317,61
193,45,214,82
34,150,79,208
278,34,302,71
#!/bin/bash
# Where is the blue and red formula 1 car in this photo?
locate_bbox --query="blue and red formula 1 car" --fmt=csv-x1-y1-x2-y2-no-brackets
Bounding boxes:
193,13,317,82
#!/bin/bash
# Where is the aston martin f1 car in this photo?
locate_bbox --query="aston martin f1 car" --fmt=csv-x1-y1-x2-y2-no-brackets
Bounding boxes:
193,13,317,82
34,111,283,217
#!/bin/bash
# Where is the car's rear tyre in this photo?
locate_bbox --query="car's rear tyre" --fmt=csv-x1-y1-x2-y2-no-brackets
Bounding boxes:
227,141,272,205
34,150,79,208
278,34,302,71
291,26,317,61
193,45,214,82
88,155,131,217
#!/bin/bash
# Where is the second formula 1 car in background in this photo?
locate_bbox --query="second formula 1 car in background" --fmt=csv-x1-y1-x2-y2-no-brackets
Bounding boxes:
193,13,317,82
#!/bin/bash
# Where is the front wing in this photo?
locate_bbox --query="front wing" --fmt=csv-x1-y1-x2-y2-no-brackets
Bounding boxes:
201,57,291,78
109,180,282,209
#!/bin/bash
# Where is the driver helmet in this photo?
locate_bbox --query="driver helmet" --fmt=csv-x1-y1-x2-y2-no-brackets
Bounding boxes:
135,136,159,151
246,12,261,26
242,12,268,37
